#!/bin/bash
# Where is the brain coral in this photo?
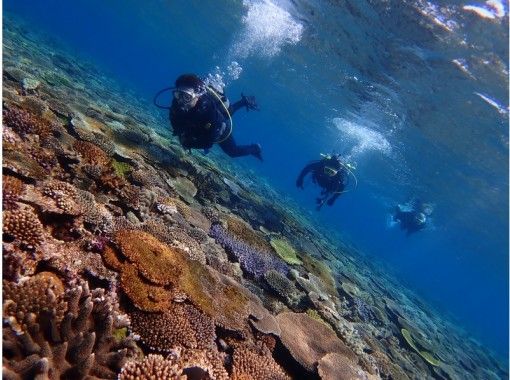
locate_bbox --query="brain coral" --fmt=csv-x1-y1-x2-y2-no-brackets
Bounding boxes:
129,303,216,352
3,206,44,248
275,312,357,371
119,354,185,380
270,238,302,265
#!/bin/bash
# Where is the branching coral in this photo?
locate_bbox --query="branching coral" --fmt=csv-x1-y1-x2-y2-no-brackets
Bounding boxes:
2,105,52,138
225,215,273,253
3,272,67,329
231,346,290,380
180,348,229,380
264,270,303,307
72,140,112,167
42,180,81,215
129,302,216,352
3,206,44,248
119,354,185,380
209,223,288,279
3,280,136,379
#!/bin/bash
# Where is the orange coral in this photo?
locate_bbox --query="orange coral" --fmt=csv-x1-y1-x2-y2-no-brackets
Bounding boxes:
180,348,229,380
115,229,184,286
120,265,172,312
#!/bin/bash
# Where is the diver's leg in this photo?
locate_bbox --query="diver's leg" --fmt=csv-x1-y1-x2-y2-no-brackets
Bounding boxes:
219,135,262,160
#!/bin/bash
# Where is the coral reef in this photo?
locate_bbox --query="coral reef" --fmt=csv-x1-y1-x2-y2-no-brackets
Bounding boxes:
3,280,135,379
129,303,216,352
2,175,25,210
3,206,45,249
270,238,302,265
276,312,357,371
231,345,290,380
119,354,185,380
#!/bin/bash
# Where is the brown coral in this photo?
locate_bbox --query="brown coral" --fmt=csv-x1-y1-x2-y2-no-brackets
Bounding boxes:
3,206,44,248
115,229,184,286
3,272,67,328
2,105,52,138
3,281,136,379
73,140,111,166
180,348,229,380
120,264,172,312
2,174,24,209
130,302,216,352
42,180,81,215
231,346,290,380
119,354,185,380
275,312,357,371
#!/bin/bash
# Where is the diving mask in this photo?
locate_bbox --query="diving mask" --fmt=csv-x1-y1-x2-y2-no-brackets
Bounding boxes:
323,166,339,177
173,88,199,109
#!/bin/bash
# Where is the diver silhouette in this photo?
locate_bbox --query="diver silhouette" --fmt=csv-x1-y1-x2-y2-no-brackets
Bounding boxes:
296,153,355,210
393,199,432,236
157,74,262,160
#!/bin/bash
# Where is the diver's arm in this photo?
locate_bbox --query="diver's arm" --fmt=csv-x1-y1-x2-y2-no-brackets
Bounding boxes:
296,162,320,188
229,93,259,115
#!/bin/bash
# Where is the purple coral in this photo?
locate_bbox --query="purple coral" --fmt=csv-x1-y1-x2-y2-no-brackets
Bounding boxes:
209,223,288,279
353,297,374,322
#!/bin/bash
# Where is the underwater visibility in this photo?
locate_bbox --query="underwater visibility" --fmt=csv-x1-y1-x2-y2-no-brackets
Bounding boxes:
2,0,509,379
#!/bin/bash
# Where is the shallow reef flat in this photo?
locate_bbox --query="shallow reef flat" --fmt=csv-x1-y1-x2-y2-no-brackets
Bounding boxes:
2,14,508,380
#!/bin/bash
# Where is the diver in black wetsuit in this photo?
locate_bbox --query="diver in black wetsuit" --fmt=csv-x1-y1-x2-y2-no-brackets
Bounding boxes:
296,154,349,210
393,199,431,236
169,74,262,160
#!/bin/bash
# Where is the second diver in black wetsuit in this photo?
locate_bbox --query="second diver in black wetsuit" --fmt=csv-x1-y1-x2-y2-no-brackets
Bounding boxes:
296,154,351,210
169,74,263,160
393,199,431,236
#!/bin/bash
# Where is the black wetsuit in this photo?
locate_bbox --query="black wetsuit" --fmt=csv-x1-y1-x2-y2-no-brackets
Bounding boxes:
297,158,346,208
394,208,426,235
170,92,258,157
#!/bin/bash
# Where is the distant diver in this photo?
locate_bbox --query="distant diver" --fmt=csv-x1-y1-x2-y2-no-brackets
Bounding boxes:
393,199,432,236
296,153,357,210
154,74,262,160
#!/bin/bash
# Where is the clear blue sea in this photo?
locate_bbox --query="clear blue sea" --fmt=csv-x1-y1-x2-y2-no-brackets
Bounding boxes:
4,0,509,368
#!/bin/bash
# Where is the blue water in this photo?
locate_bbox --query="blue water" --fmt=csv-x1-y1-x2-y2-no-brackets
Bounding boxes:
5,0,509,365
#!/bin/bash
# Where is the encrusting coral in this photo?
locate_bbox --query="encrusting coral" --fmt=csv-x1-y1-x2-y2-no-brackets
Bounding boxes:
3,279,136,379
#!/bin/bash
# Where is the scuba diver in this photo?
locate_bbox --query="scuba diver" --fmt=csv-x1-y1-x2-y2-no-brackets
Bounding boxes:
393,199,432,236
156,74,263,160
296,153,356,210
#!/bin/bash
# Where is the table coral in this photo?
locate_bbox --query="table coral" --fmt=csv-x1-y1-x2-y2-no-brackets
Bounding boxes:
276,312,357,372
317,352,377,380
3,206,44,248
270,238,302,265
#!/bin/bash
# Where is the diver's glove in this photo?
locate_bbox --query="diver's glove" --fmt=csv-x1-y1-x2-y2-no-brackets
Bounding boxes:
241,93,259,111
